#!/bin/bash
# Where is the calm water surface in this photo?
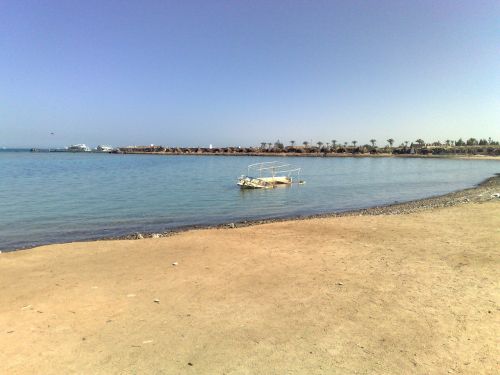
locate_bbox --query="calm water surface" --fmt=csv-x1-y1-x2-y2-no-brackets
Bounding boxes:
0,152,498,251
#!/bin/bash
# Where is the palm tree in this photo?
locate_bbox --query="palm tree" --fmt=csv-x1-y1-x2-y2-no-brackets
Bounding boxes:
317,141,323,151
326,142,330,150
344,142,348,147
404,140,409,147
415,139,425,146
387,138,394,147
331,140,337,148
352,140,357,147
274,140,284,149
445,140,450,146
466,138,478,146
303,141,309,148
290,140,295,147
370,139,376,147
267,142,272,150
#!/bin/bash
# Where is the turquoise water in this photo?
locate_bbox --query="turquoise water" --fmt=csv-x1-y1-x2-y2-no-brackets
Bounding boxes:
0,152,498,251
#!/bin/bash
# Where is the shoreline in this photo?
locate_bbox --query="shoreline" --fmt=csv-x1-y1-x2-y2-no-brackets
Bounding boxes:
120,172,499,237
1,183,498,374
4,174,500,253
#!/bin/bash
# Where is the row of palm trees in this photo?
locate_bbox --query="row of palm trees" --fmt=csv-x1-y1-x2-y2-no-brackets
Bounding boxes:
262,139,399,150
259,138,498,151
260,137,499,152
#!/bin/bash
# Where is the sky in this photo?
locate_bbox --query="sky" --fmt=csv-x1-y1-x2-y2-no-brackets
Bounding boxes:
0,0,498,148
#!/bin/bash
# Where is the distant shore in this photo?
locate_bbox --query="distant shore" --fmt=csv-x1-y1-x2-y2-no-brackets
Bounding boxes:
113,142,500,158
19,144,500,159
116,150,500,160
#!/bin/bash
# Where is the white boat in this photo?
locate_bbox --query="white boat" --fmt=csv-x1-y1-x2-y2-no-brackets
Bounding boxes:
237,161,304,189
67,144,91,152
96,145,113,152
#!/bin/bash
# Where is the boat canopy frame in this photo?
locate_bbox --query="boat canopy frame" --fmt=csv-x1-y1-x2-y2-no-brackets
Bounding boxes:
246,161,301,179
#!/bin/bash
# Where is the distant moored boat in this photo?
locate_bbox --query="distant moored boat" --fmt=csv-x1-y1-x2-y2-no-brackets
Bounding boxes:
96,145,114,152
67,144,91,152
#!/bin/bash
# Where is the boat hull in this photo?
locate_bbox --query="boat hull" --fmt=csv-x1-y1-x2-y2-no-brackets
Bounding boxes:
237,176,292,189
236,161,303,189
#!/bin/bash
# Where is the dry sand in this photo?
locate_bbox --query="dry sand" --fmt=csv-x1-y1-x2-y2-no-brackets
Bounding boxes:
1,202,499,374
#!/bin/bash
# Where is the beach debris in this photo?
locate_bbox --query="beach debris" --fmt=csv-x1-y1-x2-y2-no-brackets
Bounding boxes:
491,193,500,198
153,299,160,303
21,305,33,310
142,340,154,344
7,331,14,334
227,222,235,228
127,294,136,298
135,233,144,239
172,262,178,266
152,233,160,238
336,282,344,286
188,362,193,366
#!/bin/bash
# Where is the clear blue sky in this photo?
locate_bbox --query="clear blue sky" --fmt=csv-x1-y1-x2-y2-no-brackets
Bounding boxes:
1,0,498,148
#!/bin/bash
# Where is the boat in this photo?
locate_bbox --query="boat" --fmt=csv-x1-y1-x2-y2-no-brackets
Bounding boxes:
96,145,114,152
237,161,304,189
67,144,91,152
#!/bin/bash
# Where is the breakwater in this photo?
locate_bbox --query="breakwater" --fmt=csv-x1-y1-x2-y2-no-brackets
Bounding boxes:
116,145,500,157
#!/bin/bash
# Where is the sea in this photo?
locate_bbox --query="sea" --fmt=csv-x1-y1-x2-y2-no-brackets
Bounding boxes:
0,149,498,251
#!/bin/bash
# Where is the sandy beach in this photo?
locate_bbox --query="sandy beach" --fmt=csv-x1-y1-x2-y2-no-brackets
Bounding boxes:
1,197,499,374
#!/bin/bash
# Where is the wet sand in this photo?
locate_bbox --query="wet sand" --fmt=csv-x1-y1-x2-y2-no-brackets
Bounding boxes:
1,199,499,374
